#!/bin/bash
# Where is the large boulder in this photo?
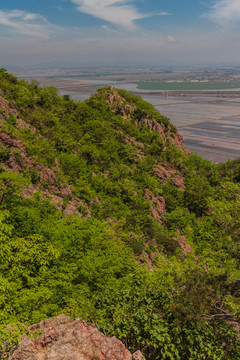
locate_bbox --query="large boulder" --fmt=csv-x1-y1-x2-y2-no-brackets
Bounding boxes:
9,315,145,360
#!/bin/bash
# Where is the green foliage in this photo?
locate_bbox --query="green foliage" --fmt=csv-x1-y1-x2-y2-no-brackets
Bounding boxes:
0,172,30,207
0,147,11,162
0,211,60,322
185,175,213,215
0,322,37,359
1,69,240,358
93,273,240,360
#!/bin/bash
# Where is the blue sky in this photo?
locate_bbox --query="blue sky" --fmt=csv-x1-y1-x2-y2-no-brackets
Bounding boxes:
0,0,240,68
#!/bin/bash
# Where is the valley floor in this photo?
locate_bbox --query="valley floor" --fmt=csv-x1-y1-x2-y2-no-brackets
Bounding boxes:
143,95,240,163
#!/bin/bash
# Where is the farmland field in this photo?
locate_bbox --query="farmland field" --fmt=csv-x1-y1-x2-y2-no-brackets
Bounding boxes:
137,82,240,91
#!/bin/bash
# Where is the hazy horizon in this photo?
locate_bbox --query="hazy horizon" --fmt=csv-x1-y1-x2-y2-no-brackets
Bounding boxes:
1,1,240,70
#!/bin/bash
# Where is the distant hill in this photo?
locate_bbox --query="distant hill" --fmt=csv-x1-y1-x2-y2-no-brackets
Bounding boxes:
1,68,240,359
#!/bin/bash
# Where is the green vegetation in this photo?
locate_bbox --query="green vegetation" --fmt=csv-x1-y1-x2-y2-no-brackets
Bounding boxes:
1,68,240,359
137,81,240,91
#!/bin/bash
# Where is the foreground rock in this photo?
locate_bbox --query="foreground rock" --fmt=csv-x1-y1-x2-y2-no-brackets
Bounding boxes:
9,315,145,360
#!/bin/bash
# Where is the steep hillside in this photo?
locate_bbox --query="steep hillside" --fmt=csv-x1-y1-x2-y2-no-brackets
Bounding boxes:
1,68,240,359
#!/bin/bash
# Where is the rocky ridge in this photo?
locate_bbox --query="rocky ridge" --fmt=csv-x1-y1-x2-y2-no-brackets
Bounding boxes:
9,315,145,360
0,87,188,223
92,87,189,154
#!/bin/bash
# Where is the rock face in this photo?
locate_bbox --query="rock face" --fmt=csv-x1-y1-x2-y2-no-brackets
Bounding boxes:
9,315,145,360
140,117,187,153
96,87,189,155
153,164,186,189
174,232,194,256
0,128,90,218
145,188,165,223
0,96,18,120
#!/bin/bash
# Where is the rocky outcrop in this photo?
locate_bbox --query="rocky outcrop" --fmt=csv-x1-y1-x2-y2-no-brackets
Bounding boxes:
145,189,165,223
95,88,135,120
137,250,156,272
0,132,24,151
16,118,36,133
9,315,145,360
0,130,90,218
132,350,146,360
153,164,186,189
124,134,145,160
174,232,194,256
140,117,184,151
97,88,189,154
0,96,18,121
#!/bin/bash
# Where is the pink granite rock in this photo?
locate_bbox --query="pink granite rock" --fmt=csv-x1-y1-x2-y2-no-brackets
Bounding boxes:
9,315,145,360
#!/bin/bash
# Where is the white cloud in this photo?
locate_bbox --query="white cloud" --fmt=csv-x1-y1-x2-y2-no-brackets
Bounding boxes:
101,24,120,33
71,0,159,30
23,13,41,21
158,12,171,16
0,10,57,39
204,0,240,26
167,35,176,43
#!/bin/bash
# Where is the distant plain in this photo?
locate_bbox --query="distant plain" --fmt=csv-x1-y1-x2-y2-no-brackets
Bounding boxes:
143,95,240,162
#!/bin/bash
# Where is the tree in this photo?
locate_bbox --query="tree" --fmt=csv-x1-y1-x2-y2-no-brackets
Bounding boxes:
184,175,213,215
0,211,59,322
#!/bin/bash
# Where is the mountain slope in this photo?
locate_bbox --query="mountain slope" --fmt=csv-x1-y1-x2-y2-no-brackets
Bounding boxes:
1,68,240,359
